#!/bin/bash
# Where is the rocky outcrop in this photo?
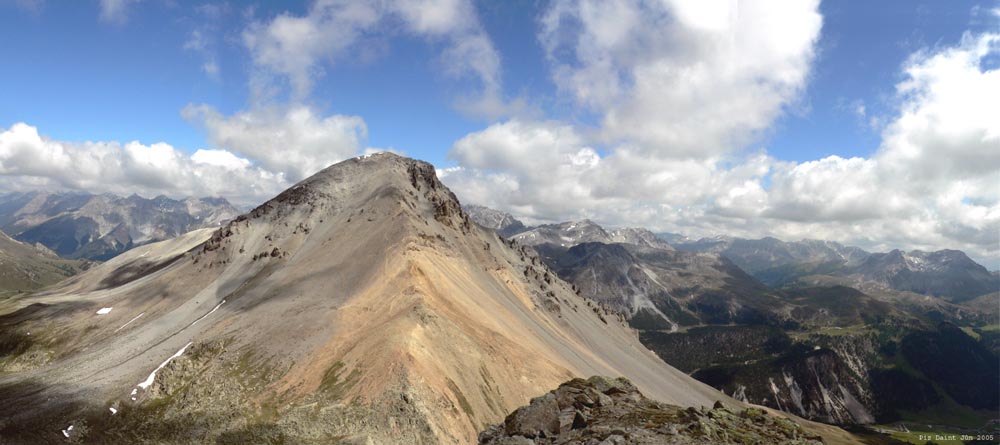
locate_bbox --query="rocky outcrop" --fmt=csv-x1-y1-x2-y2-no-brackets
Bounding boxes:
479,376,823,445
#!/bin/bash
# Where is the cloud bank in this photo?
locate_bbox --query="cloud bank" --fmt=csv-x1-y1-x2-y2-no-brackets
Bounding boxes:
442,1,1000,266
0,103,379,206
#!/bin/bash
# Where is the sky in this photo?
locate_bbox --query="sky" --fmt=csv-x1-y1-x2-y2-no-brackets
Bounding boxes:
0,0,998,267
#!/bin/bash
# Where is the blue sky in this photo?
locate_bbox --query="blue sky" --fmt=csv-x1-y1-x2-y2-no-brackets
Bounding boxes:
0,0,987,165
0,0,998,265
769,0,996,160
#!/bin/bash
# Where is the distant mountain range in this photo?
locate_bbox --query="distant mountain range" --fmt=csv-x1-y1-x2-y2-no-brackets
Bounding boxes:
672,236,999,303
462,204,526,237
512,219,674,250
463,209,998,303
465,205,999,427
0,191,240,261
673,236,870,275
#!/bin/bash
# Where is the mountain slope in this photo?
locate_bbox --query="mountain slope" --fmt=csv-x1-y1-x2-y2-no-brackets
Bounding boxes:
0,231,90,297
542,242,787,331
0,191,240,260
0,154,728,444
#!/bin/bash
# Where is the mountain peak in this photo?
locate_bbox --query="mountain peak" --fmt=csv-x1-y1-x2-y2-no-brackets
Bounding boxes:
464,203,527,237
240,152,467,230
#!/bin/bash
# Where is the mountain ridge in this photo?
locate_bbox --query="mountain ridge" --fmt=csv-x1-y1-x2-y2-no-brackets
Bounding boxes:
0,153,734,444
463,207,996,303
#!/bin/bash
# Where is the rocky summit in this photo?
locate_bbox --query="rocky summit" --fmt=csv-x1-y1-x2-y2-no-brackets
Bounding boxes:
478,376,823,445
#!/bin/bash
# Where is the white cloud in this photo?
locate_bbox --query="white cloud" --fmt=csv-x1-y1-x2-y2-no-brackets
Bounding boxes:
764,34,1000,255
182,104,368,182
0,123,285,206
243,1,380,97
182,5,230,81
190,149,251,171
1,102,382,206
444,31,1000,266
242,0,513,115
444,120,771,223
539,0,823,156
202,60,220,78
99,0,139,24
446,120,605,220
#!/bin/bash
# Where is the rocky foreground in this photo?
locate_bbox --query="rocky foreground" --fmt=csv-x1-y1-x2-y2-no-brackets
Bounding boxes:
479,376,823,445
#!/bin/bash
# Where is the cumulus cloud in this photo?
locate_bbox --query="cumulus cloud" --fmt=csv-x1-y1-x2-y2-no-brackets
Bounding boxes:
767,33,1000,259
539,0,823,156
443,120,771,223
447,0,824,220
243,0,513,115
0,123,286,206
445,26,1000,265
182,104,368,183
446,120,607,220
1,103,384,206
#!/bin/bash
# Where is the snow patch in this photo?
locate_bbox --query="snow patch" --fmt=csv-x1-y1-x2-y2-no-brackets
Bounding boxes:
114,312,145,333
137,342,193,390
190,300,226,326
96,307,113,315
